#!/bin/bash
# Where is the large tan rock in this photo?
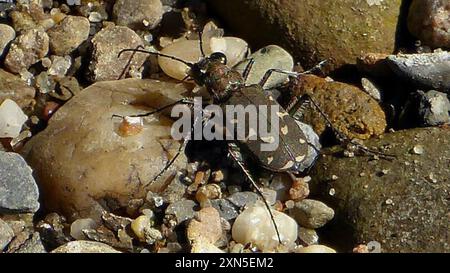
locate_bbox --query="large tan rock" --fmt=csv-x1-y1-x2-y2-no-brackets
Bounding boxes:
23,79,190,221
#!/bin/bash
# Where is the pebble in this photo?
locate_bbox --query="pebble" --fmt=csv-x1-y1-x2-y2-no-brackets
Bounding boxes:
269,174,292,202
288,74,387,140
0,24,15,59
89,26,146,82
4,28,49,74
159,37,248,81
113,0,163,30
210,199,239,220
22,79,188,221
361,78,382,101
131,215,152,242
195,184,222,205
47,15,89,56
0,99,28,138
70,218,98,240
11,232,46,253
52,240,121,253
417,90,450,126
232,202,298,252
295,244,337,253
386,51,450,93
289,199,335,229
289,177,310,202
0,218,14,251
187,207,222,244
165,200,198,225
408,0,450,48
235,45,294,89
0,151,40,213
191,239,225,253
412,144,425,155
48,55,72,77
227,191,260,208
298,227,319,246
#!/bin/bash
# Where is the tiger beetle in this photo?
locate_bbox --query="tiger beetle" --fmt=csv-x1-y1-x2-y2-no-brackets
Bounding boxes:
117,37,322,246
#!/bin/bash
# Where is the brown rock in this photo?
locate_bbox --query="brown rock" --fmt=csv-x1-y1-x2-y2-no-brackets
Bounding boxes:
4,28,49,74
207,0,402,73
288,75,387,140
89,26,147,82
47,16,90,56
0,69,35,110
187,207,222,244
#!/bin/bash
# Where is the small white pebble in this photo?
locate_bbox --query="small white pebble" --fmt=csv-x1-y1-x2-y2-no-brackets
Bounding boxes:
331,175,339,181
412,145,424,155
385,199,394,205
329,188,336,196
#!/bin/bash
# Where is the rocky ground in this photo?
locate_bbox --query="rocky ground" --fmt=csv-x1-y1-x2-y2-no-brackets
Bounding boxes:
0,0,449,253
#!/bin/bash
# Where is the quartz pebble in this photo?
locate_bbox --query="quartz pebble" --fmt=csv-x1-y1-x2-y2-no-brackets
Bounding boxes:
48,55,72,77
52,240,121,253
4,28,49,74
0,151,40,213
235,45,294,89
295,244,337,253
232,202,298,252
70,218,98,240
47,16,90,56
0,99,28,138
0,24,15,58
113,0,163,30
131,215,162,244
289,199,334,229
159,37,248,81
187,207,222,244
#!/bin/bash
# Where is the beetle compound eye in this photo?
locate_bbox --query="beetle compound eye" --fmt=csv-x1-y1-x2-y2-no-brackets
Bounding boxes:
210,52,227,65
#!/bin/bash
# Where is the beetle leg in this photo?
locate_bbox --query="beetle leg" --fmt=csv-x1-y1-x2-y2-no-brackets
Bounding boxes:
227,142,283,245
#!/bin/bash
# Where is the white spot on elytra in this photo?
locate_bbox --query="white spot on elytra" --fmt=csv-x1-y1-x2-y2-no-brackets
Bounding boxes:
281,125,289,135
281,161,295,170
299,138,306,144
295,155,305,162
267,156,274,165
276,111,289,118
261,136,275,144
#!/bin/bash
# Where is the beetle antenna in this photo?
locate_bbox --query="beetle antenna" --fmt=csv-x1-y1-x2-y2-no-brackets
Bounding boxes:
118,49,194,68
198,30,206,58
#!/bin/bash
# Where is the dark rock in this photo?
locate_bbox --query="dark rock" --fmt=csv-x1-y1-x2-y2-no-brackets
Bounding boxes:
165,199,198,225
0,151,40,213
310,127,450,253
227,192,260,208
211,199,239,220
418,90,450,126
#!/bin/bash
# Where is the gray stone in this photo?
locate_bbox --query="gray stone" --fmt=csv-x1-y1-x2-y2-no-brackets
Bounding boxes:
51,240,121,253
47,15,90,56
310,127,450,253
235,45,294,89
165,199,198,225
0,218,14,251
289,199,334,229
418,90,450,126
387,52,450,93
408,0,450,48
227,191,260,208
4,28,49,74
12,232,46,253
0,152,40,213
211,199,239,220
113,0,163,30
89,26,146,82
0,24,15,59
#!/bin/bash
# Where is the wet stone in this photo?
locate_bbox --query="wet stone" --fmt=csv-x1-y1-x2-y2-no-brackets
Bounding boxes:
418,90,450,126
89,26,147,82
0,152,40,213
408,0,450,48
113,0,164,30
4,28,49,74
387,52,450,93
289,199,335,229
0,24,15,59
